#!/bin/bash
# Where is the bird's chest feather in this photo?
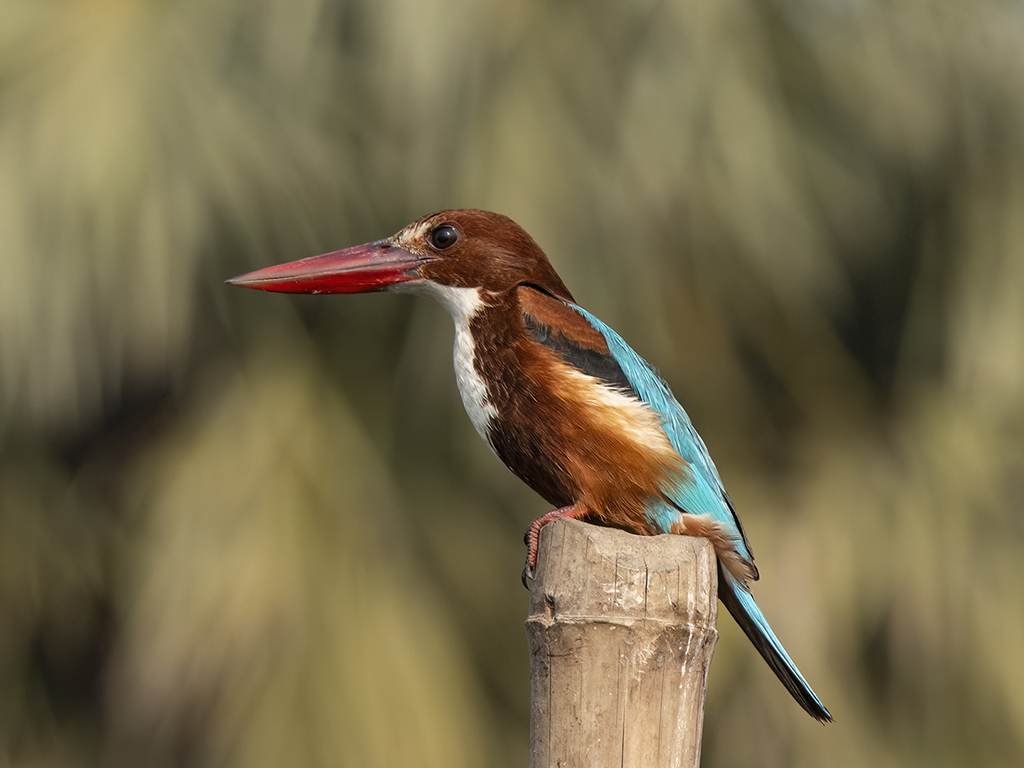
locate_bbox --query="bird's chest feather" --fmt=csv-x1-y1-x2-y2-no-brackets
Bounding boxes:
407,283,499,442
452,314,498,443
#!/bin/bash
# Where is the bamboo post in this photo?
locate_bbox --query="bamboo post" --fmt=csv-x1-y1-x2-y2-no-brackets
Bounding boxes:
526,518,718,768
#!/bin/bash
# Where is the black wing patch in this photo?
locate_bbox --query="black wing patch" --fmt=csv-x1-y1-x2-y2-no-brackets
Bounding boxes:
524,314,639,399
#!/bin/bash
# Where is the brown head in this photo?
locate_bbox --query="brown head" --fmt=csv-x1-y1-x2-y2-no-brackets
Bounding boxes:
226,209,574,303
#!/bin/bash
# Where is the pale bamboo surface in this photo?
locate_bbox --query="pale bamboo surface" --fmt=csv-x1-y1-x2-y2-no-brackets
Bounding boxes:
526,519,719,768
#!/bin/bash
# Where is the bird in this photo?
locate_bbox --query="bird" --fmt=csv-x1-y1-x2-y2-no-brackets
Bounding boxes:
227,208,832,722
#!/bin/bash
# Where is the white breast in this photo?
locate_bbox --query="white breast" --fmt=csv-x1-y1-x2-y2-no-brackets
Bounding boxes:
396,282,498,443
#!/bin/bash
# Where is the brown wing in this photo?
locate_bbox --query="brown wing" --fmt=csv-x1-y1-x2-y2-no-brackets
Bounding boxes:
517,286,638,398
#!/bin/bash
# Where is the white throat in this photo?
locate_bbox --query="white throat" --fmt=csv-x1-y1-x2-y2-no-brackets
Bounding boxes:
397,282,498,443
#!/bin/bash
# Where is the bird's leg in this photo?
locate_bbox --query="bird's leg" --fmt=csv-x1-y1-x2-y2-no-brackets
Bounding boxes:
522,504,589,587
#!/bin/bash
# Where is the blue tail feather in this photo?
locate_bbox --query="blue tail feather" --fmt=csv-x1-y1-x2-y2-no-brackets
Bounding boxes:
718,566,832,722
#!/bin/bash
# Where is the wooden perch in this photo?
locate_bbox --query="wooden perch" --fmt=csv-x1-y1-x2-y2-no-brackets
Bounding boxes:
526,518,718,768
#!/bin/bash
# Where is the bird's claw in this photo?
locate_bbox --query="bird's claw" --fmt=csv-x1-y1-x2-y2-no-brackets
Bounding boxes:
522,535,539,588
521,563,534,589
521,504,585,589
522,522,543,589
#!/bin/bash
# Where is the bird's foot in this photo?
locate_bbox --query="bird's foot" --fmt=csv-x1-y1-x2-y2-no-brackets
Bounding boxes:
521,504,588,588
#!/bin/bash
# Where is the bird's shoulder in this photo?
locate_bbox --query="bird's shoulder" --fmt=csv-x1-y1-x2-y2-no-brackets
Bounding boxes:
516,286,636,396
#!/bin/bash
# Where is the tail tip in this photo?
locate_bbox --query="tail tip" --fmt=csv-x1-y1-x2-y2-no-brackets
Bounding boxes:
809,702,833,724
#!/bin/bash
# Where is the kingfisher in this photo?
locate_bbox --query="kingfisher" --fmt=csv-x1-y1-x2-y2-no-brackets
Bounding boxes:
227,209,832,722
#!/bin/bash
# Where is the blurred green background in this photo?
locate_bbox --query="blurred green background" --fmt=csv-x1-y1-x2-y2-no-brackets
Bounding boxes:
2,0,1023,766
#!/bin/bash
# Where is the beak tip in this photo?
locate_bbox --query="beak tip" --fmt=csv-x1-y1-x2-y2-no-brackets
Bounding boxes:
225,273,259,288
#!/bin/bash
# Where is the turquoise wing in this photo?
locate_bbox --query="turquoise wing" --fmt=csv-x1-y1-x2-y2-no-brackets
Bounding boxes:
567,304,755,568
569,303,831,722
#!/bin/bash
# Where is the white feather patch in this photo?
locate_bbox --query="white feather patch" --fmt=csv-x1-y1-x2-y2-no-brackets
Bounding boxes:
397,281,498,443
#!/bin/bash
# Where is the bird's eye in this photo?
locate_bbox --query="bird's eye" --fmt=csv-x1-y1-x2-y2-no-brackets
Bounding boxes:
429,225,459,250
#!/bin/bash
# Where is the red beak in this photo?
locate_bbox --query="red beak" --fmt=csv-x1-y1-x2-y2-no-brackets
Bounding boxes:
226,240,436,294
